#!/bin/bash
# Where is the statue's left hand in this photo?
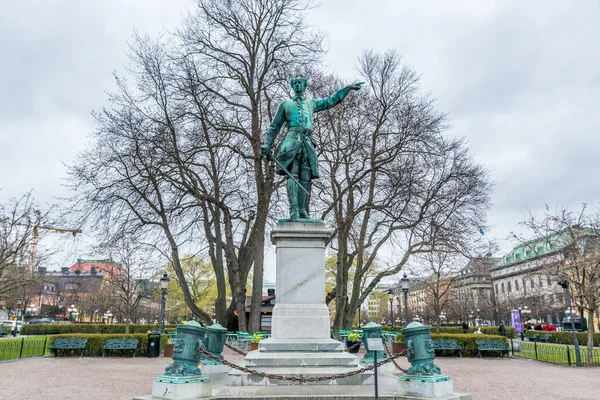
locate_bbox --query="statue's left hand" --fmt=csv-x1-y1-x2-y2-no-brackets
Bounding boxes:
349,82,365,91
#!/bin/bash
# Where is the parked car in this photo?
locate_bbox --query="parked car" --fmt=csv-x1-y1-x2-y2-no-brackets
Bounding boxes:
28,318,54,324
1,320,24,332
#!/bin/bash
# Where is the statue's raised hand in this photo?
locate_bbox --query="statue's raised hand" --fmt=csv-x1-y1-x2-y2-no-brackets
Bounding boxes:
349,82,365,91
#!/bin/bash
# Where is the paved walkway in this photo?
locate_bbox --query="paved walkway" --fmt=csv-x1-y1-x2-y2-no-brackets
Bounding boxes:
0,349,598,399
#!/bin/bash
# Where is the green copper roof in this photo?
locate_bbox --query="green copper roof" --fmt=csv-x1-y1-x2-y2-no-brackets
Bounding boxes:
492,227,598,270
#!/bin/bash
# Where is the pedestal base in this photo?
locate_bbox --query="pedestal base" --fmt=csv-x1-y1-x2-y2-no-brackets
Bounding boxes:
227,338,373,386
397,378,453,398
151,378,212,399
200,363,231,375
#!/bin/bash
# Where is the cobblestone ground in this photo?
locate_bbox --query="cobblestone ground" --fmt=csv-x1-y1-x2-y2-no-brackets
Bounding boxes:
0,349,598,400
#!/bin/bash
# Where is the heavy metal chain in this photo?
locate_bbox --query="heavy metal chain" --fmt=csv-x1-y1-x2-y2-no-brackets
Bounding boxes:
198,345,408,384
224,342,248,356
383,340,409,373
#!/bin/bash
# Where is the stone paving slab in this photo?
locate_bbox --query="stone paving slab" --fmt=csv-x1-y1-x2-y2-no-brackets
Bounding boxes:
1,348,599,399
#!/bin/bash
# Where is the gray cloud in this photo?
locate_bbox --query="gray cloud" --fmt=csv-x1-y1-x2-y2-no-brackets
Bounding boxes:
1,0,599,267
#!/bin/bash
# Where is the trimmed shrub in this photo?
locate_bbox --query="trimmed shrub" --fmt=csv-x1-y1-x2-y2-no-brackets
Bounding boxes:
22,323,177,336
45,333,168,357
524,330,600,346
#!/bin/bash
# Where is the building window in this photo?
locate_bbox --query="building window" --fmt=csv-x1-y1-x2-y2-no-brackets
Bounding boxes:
515,280,519,291
495,284,498,294
547,276,551,286
507,281,512,292
530,277,535,288
523,279,527,295
539,275,544,287
501,283,505,294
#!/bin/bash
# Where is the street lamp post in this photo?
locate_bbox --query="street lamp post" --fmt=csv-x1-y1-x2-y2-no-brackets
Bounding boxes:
159,272,170,334
17,296,23,323
476,308,480,326
468,311,474,326
67,304,78,323
558,280,582,367
400,273,410,326
384,288,395,331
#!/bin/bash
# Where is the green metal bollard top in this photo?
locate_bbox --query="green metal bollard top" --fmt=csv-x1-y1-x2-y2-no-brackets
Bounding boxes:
361,321,386,364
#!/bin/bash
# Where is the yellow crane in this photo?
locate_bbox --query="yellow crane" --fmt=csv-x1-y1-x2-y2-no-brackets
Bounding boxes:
27,210,82,273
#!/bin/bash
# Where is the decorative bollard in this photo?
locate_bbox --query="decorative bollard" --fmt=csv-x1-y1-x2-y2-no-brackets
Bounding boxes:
200,322,231,375
360,322,386,364
152,320,211,399
397,319,454,399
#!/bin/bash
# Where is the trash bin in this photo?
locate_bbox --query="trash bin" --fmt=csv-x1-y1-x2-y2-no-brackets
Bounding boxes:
148,331,161,358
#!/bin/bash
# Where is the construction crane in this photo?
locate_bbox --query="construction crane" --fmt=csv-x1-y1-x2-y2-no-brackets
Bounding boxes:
27,210,82,273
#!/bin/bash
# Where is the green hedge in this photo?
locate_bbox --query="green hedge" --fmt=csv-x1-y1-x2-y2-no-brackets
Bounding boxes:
432,333,508,357
22,323,177,336
383,325,516,338
45,333,168,357
393,333,508,357
524,330,600,346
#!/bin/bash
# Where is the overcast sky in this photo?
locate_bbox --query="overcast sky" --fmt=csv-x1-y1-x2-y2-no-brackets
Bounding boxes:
1,1,599,275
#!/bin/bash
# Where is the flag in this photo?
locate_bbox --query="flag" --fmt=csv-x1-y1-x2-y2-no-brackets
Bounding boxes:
479,228,485,235
545,203,550,211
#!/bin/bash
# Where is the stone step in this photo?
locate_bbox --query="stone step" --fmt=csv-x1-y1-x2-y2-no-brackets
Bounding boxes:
245,351,360,367
258,338,345,352
227,365,374,386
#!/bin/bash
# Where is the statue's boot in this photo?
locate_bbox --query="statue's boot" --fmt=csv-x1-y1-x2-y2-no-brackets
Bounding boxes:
298,180,310,219
287,178,299,220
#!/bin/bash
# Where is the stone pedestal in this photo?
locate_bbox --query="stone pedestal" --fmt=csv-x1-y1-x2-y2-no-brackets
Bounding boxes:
152,378,212,399
397,378,454,398
228,221,372,386
200,362,231,375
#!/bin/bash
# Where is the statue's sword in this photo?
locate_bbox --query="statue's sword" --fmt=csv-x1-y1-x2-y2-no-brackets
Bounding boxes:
262,151,310,196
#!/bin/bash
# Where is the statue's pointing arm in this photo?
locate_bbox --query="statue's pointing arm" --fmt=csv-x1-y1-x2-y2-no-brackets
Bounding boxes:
261,102,285,157
313,82,364,113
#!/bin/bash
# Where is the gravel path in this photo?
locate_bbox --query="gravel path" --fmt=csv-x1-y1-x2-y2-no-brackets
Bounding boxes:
0,350,598,399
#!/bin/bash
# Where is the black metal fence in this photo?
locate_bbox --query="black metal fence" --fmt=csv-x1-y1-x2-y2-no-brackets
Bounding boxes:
0,337,47,361
511,338,600,366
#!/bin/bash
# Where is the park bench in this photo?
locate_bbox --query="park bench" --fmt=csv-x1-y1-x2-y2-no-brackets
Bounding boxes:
102,338,139,358
433,338,462,358
0,327,8,337
528,333,551,342
475,339,510,358
50,338,88,357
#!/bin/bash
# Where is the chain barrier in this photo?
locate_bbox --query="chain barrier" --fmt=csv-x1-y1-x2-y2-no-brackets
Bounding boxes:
199,345,407,384
224,341,248,356
345,341,361,352
382,340,409,373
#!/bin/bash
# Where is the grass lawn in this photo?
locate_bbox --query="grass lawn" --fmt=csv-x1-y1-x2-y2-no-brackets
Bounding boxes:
517,341,600,366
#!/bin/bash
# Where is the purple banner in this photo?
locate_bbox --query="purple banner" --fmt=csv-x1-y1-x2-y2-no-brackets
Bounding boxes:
511,310,523,333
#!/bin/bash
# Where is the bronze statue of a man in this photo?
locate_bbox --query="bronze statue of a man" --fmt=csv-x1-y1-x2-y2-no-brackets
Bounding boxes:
261,75,363,220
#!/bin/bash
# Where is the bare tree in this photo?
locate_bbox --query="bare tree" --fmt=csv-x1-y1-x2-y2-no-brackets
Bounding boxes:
68,0,324,332
0,192,54,305
311,50,492,331
514,205,600,365
410,252,462,333
101,237,158,333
